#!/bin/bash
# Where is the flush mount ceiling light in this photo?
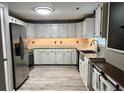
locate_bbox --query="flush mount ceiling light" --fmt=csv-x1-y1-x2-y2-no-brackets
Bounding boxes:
34,7,54,15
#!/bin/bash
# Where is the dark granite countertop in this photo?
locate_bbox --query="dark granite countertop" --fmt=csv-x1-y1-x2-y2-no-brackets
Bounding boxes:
92,61,124,89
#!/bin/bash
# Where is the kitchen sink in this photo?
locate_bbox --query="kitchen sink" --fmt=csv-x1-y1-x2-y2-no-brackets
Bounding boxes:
80,50,97,54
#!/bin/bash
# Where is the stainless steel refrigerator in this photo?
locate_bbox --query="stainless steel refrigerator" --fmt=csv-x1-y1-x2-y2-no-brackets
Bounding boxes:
9,23,29,90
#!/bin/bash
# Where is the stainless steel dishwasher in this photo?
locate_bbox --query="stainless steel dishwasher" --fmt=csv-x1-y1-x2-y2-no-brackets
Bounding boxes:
28,51,34,71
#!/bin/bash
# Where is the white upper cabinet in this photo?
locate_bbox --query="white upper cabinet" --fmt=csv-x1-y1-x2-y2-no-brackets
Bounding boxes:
76,22,83,38
59,24,68,38
51,24,59,38
27,23,35,38
68,23,76,38
27,19,95,39
35,24,51,38
83,18,95,38
35,24,42,38
95,5,102,37
95,3,108,38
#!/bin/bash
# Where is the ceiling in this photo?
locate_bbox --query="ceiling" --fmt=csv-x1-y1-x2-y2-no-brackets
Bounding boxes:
7,2,101,20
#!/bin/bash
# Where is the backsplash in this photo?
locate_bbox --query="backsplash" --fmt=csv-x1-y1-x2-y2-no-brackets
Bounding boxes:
26,38,97,50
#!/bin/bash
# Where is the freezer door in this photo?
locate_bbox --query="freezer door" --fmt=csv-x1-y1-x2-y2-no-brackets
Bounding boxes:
10,23,24,89
0,7,6,91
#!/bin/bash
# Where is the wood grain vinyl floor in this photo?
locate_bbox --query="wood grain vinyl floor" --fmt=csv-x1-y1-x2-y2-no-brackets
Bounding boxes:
18,66,87,91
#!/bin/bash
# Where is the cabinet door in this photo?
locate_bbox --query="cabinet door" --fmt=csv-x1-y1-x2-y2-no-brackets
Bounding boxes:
83,57,89,87
56,49,64,64
59,24,68,38
76,23,82,38
79,59,84,80
35,24,51,38
95,6,102,37
46,49,56,64
39,50,48,64
51,24,59,38
71,49,77,64
38,50,45,64
63,50,72,64
100,76,116,91
83,18,95,38
92,68,96,90
82,21,86,37
37,49,42,64
93,68,101,91
79,59,82,72
27,24,35,38
44,24,52,38
34,49,39,64
35,24,42,38
68,24,76,38
81,61,85,80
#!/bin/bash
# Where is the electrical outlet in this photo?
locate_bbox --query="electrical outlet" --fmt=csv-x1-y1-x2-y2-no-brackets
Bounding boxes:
76,41,79,44
54,41,56,44
60,41,62,44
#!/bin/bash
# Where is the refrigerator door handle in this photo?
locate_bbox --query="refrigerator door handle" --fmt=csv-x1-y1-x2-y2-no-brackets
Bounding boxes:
19,36,23,59
20,36,24,60
15,43,21,56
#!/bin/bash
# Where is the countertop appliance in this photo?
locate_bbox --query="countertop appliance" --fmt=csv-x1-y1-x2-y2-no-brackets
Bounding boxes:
10,23,29,90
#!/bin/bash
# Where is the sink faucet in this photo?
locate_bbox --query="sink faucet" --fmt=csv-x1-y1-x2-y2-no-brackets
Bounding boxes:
90,40,100,52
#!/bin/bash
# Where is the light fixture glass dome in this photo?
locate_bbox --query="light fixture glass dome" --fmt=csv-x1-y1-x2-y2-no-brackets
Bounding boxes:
34,7,54,15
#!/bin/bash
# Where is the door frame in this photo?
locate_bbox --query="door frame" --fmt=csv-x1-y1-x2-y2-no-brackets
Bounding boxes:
0,3,13,91
0,4,7,91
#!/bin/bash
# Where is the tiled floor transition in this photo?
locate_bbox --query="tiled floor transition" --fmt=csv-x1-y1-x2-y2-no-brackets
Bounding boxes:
18,66,87,91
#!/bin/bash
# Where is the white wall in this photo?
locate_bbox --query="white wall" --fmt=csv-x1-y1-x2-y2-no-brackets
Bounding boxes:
105,48,124,71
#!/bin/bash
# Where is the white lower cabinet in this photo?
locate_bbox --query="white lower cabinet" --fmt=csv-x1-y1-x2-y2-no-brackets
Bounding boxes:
79,56,89,88
56,50,64,64
82,57,89,87
39,50,48,64
33,49,39,64
71,49,77,64
79,58,84,80
92,67,117,91
63,50,72,64
47,50,56,64
100,76,116,91
92,68,101,91
79,58,82,72
34,49,77,65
